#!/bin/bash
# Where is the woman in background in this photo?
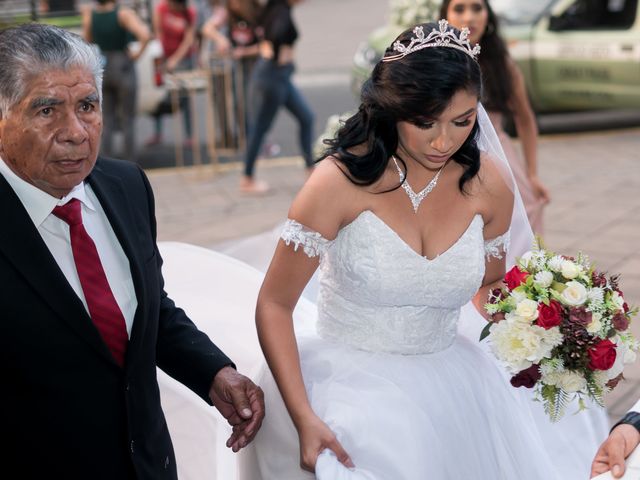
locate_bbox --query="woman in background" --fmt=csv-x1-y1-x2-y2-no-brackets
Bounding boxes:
240,0,314,194
442,0,549,234
82,0,151,160
202,0,261,146
147,0,197,147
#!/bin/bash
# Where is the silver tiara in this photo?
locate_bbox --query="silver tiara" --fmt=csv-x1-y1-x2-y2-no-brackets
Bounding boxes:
382,19,481,63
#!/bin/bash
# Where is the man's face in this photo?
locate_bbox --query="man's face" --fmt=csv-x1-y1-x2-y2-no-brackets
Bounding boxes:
0,66,102,198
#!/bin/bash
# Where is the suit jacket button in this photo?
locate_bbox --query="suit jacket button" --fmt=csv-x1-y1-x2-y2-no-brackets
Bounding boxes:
130,440,135,453
125,383,130,391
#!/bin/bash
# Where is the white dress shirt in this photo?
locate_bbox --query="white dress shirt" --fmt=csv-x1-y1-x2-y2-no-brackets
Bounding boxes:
0,157,137,336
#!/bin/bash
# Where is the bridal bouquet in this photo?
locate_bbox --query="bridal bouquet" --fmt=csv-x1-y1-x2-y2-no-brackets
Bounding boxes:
481,244,638,422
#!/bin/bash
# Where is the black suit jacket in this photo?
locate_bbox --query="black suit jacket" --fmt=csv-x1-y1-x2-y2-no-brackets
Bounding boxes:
0,158,232,479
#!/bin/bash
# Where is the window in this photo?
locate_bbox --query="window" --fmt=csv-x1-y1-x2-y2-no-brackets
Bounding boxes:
550,0,638,30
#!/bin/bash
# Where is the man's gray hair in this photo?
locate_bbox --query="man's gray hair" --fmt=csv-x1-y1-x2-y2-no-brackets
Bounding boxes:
0,23,104,116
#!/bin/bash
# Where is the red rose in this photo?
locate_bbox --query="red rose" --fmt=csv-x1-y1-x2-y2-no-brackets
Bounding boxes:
510,364,542,389
612,311,630,331
588,339,617,371
504,266,529,291
537,301,563,329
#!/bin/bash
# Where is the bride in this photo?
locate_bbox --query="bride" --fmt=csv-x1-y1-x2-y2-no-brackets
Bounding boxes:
240,20,561,479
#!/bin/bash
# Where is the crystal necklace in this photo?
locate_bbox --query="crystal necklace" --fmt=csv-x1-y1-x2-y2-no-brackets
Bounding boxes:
392,155,446,213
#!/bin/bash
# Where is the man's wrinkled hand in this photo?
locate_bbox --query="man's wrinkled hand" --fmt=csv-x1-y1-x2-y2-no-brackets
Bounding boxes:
591,424,640,478
209,366,265,452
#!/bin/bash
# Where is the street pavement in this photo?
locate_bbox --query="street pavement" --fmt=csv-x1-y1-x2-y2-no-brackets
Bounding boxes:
140,0,640,424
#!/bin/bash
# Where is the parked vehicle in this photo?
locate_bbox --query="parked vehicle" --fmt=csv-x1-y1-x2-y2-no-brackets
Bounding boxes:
352,0,640,113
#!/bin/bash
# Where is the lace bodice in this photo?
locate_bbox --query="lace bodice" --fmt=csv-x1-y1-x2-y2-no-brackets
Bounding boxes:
282,211,508,355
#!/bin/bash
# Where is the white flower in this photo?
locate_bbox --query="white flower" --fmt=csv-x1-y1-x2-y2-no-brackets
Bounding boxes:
532,250,548,269
515,299,539,321
541,370,562,386
505,311,530,325
541,326,564,348
557,370,587,393
485,303,500,315
533,271,554,289
510,290,528,304
548,255,564,272
586,312,603,334
518,251,534,269
561,281,588,306
561,260,581,279
587,288,604,307
489,322,561,373
611,291,625,310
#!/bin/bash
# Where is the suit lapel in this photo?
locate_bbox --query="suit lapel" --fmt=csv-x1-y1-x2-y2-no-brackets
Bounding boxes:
87,161,148,368
0,174,116,365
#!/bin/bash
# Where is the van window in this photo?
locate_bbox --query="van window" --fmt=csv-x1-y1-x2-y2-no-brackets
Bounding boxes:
550,0,638,30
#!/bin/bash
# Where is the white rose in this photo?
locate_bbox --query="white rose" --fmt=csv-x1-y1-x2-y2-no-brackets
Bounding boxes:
561,281,588,306
586,312,602,334
518,251,534,269
561,260,581,280
533,271,554,289
515,299,539,321
548,255,564,272
557,371,587,393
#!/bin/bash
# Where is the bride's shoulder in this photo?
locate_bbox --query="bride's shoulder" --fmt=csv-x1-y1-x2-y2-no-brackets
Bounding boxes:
287,156,361,239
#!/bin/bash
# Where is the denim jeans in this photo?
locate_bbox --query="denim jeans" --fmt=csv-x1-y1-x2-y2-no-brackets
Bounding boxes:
101,51,137,160
244,58,314,177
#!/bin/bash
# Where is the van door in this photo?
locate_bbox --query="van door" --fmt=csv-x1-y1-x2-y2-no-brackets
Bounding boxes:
530,0,640,112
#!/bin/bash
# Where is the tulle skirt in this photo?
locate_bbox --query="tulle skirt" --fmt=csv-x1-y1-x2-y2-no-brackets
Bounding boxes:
241,333,560,480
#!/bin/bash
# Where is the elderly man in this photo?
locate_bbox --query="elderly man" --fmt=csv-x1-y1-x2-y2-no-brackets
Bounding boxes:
0,23,263,479
591,401,640,478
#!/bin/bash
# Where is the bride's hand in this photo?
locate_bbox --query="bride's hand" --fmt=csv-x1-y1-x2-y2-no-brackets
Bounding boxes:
297,414,354,472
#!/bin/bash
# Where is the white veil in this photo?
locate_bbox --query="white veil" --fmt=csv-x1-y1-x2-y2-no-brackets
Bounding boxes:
475,103,534,264
457,102,533,358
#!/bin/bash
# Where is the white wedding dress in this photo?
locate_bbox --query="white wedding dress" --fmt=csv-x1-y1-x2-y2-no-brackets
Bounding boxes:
239,211,560,479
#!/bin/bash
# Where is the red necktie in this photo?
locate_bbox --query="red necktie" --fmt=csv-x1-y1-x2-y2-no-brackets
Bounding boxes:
52,198,128,366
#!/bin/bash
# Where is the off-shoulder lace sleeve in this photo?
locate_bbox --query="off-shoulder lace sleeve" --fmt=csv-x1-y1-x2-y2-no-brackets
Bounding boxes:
280,219,332,258
484,230,511,261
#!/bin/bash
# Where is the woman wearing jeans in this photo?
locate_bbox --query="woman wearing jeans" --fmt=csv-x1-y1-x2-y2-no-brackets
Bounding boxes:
241,0,314,194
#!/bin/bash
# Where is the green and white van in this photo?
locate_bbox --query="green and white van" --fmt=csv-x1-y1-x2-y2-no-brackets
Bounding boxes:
351,0,640,113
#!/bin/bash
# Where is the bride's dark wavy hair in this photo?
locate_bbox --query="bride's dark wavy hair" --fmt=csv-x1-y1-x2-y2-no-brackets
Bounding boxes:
322,22,482,193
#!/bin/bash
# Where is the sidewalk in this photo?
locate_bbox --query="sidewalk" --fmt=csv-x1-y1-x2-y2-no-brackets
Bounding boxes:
147,126,640,421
